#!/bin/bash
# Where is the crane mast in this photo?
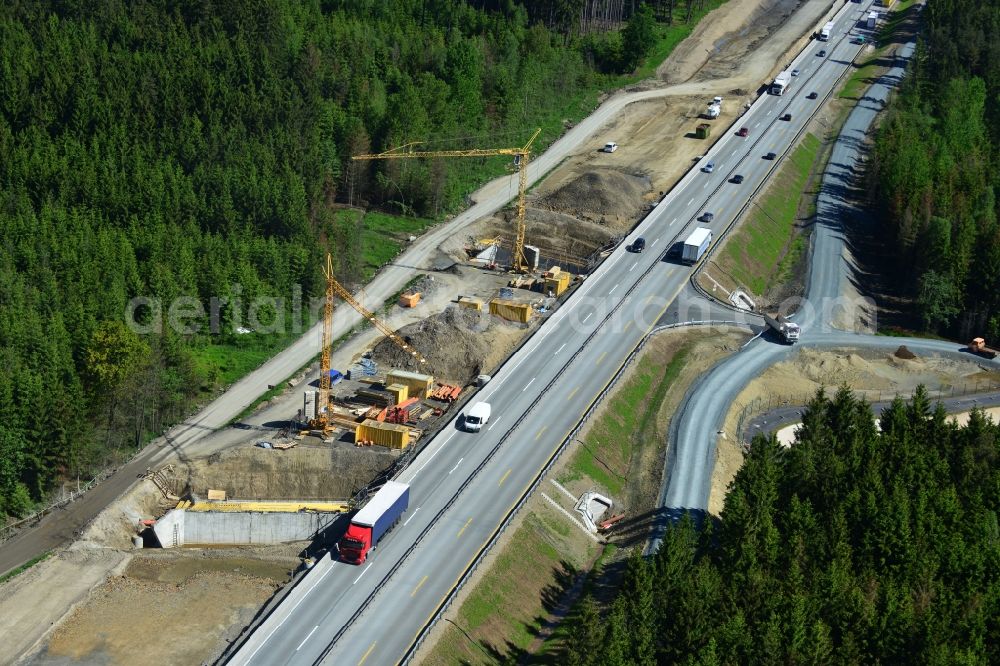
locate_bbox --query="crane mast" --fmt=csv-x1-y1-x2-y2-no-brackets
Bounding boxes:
352,128,541,272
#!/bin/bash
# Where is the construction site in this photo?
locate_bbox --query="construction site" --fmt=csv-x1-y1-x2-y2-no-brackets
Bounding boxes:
3,0,865,663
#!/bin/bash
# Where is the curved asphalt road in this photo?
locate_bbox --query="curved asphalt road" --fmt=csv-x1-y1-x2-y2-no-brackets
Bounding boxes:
655,31,1000,547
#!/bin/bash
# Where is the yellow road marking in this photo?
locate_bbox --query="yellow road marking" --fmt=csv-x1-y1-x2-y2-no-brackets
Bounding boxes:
535,425,548,441
457,518,472,538
498,468,512,486
645,294,653,305
411,575,428,597
567,386,581,401
358,642,376,665
596,351,608,365
623,320,633,332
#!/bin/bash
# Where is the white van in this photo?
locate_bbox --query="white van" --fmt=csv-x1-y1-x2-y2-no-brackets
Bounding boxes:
602,142,618,153
464,402,491,432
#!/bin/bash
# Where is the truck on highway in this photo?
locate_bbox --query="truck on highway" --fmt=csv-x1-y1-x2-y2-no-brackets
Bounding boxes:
681,227,713,265
819,21,834,41
967,337,999,359
338,481,410,564
763,313,801,343
771,70,792,95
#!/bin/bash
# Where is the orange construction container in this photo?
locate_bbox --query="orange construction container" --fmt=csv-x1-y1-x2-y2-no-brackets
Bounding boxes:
398,292,421,308
489,298,533,323
386,370,434,399
355,419,411,449
544,272,570,296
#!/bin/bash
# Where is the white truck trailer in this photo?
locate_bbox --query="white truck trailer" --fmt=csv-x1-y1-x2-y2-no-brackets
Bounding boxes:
771,70,792,95
819,21,834,41
866,11,877,29
763,313,801,343
681,227,713,265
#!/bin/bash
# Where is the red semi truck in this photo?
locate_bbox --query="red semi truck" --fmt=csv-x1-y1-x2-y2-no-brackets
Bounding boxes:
338,481,410,564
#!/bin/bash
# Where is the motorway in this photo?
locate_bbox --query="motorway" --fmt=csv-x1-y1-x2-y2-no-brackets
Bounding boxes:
229,3,885,664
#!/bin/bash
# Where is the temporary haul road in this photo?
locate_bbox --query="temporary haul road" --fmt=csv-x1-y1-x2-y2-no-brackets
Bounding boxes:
228,3,901,664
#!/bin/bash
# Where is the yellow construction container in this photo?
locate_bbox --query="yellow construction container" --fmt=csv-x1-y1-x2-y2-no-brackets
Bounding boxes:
386,370,434,398
489,298,533,323
355,419,411,449
457,297,484,311
398,292,421,308
385,383,409,404
544,272,570,296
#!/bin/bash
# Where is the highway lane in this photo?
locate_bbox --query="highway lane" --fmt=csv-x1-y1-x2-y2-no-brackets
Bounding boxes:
230,3,879,664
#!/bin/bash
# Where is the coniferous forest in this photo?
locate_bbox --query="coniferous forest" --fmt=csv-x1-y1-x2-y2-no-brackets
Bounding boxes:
561,388,1000,664
0,0,667,516
872,0,1000,338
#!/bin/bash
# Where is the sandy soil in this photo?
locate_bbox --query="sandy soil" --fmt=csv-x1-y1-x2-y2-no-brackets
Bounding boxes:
27,551,296,666
710,348,1000,513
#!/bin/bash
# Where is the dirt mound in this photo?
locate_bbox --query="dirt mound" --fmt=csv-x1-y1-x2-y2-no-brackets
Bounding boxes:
539,169,649,222
895,345,917,359
171,446,394,500
372,305,529,383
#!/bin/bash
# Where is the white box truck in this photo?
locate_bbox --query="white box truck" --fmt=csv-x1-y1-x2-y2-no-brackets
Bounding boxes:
867,11,877,29
681,227,713,265
771,70,792,95
819,21,834,41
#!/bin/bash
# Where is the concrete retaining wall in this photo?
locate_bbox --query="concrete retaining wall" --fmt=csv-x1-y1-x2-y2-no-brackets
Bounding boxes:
152,509,339,548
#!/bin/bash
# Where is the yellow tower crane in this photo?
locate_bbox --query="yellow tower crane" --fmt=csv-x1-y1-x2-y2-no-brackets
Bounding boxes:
312,253,428,432
352,128,541,273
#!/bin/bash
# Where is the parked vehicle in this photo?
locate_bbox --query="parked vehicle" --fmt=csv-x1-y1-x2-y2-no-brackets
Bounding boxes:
603,142,618,153
338,482,410,564
464,402,492,432
681,227,713,265
763,313,801,343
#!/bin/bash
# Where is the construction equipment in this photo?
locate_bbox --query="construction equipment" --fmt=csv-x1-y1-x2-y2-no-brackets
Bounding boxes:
328,272,428,366
968,337,999,359
310,254,337,433
353,129,542,272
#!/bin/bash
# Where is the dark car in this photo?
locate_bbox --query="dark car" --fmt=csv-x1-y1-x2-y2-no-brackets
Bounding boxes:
807,91,818,99
764,151,777,160
731,174,745,184
631,237,646,253
737,127,749,137
700,211,715,223
781,113,792,121
818,49,827,57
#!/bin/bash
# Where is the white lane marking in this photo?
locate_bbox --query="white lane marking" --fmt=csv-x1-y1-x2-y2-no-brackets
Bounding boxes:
755,121,761,127
487,415,503,431
244,565,334,662
555,343,566,354
687,197,694,205
523,377,536,391
651,238,660,246
608,284,618,295
410,430,457,479
629,262,638,272
296,626,319,651
449,458,464,474
403,507,420,526
671,218,678,225
766,110,772,116
353,563,372,585
703,181,709,189
582,312,592,324
732,149,738,157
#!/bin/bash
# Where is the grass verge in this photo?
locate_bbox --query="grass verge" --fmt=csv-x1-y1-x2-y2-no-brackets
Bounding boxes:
0,550,52,585
707,133,821,297
839,0,920,101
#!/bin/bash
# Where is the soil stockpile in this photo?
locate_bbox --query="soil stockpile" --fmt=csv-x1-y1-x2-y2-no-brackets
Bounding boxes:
539,169,649,224
170,446,394,500
372,305,528,383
